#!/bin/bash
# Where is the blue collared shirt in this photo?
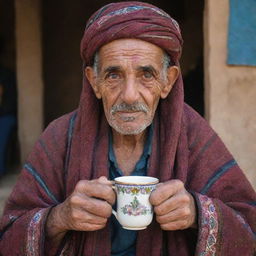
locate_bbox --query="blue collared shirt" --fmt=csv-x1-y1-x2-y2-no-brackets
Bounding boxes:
109,126,153,256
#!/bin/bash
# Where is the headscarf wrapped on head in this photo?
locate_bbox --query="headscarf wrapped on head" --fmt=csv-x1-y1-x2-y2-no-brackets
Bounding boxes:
80,2,183,66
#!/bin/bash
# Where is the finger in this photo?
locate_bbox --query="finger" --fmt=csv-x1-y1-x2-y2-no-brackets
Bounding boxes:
154,191,190,216
75,180,116,205
98,176,114,185
150,180,184,206
70,194,113,218
156,207,191,224
83,197,113,217
160,220,189,231
70,208,108,226
74,222,106,232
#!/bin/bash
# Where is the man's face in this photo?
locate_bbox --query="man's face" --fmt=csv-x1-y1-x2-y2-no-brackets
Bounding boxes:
86,39,178,135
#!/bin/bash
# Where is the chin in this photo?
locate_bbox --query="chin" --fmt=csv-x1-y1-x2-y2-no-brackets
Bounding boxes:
110,122,151,135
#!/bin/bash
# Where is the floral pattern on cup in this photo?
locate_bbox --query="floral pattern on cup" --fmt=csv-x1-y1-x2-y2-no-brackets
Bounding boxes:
121,196,152,216
117,185,156,195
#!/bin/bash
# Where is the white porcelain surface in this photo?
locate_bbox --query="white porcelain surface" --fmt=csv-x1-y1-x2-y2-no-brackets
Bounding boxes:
112,176,159,230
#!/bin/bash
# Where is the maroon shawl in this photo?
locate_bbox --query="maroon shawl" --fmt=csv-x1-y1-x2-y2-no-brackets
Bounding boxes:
0,2,255,255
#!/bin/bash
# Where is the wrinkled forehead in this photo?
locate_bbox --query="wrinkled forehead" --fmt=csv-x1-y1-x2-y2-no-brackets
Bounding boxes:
95,38,166,69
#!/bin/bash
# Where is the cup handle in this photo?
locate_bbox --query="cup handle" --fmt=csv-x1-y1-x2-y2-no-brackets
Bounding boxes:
112,209,117,217
111,185,118,219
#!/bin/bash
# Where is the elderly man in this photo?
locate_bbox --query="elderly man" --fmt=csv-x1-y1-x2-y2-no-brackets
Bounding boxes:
0,2,255,255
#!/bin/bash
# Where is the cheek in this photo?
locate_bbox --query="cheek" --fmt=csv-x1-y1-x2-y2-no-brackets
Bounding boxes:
101,91,118,112
140,89,161,110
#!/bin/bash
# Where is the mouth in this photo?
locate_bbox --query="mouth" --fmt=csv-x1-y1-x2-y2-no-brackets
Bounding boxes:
115,111,143,122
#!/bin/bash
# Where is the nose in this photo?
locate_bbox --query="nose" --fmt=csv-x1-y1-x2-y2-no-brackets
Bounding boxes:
120,76,140,104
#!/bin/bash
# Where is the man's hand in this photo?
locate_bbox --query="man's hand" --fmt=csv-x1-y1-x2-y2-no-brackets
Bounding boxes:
149,179,197,231
46,176,115,245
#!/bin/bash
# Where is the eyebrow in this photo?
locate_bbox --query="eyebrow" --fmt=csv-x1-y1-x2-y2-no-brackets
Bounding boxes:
102,65,158,75
136,65,158,75
103,66,122,74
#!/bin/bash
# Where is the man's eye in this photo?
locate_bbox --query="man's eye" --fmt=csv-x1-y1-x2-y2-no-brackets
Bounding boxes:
107,72,120,80
143,71,153,80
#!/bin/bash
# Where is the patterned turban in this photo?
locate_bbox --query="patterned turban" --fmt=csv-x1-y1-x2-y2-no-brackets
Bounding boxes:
80,1,183,66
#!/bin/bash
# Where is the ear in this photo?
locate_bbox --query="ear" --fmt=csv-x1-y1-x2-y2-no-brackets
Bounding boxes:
160,66,179,99
85,66,102,99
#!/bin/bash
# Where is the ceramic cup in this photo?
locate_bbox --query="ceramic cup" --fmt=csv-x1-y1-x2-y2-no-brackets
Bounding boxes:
112,176,159,230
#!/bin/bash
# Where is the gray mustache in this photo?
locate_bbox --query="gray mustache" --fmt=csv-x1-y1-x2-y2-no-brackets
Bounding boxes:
110,102,149,115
